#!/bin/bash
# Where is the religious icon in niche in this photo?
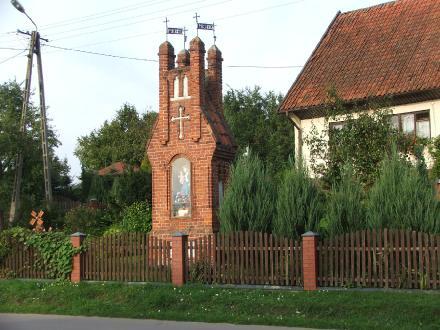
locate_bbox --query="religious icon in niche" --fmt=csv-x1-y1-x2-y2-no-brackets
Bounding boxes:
172,157,191,217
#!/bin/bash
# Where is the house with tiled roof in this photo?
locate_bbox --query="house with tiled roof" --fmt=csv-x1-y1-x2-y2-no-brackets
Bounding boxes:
279,0,440,170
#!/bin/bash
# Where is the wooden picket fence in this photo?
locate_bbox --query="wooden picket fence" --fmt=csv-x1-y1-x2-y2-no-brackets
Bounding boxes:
0,238,48,279
81,233,171,282
187,231,302,286
318,229,440,289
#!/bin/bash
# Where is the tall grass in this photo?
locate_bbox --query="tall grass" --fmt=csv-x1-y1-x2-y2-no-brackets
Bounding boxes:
219,152,275,233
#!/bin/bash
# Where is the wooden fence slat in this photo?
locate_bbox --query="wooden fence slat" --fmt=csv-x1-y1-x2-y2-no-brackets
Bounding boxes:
418,232,423,289
412,231,417,288
424,233,431,289
382,229,388,288
290,238,295,286
405,230,411,289
340,234,344,286
259,232,264,285
329,236,334,286
389,229,395,288
394,230,399,288
336,235,340,286
323,238,328,287
264,232,269,285
399,230,405,288
431,234,437,289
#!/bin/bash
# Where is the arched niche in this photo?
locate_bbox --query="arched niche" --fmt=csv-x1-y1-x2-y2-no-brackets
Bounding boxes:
173,76,179,98
183,75,189,97
171,157,191,217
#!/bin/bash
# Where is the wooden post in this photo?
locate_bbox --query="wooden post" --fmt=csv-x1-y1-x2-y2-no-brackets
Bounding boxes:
436,179,440,200
302,231,319,291
171,232,188,286
70,232,86,283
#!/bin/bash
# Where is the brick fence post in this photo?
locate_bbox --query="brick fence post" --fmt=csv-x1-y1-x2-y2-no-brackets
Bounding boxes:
302,231,319,291
172,232,188,286
70,232,86,283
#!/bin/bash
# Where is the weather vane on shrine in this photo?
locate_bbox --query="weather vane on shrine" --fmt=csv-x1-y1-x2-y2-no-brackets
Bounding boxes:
194,12,216,44
164,17,188,49
29,210,51,233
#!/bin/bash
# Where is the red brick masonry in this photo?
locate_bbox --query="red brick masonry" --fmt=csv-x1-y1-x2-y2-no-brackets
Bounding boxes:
70,232,86,283
302,231,319,291
171,233,188,286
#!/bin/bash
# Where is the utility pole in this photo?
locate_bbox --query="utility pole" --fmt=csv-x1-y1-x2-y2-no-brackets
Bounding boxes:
35,32,53,204
9,31,36,223
9,0,52,223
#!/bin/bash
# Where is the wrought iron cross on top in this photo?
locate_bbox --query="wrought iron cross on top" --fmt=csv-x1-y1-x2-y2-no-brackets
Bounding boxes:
171,106,190,139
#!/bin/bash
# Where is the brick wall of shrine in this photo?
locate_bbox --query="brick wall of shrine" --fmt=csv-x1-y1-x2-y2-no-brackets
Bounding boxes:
146,37,236,239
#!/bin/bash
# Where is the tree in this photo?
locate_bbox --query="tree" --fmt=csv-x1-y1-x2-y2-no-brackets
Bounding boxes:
224,87,295,174
367,148,440,233
219,152,275,233
429,136,440,180
273,161,323,239
75,104,157,171
0,81,72,226
305,89,403,187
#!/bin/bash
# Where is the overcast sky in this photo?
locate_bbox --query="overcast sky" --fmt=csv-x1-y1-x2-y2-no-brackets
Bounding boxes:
0,0,385,181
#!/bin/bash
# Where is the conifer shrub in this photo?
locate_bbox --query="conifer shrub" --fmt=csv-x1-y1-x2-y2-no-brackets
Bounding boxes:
219,152,275,233
273,161,323,239
367,149,440,233
324,165,366,237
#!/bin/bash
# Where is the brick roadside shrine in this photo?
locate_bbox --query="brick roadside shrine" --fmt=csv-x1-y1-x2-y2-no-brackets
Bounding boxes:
147,36,237,239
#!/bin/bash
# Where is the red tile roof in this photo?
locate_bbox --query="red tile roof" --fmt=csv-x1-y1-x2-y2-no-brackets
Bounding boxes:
98,161,139,176
280,0,440,118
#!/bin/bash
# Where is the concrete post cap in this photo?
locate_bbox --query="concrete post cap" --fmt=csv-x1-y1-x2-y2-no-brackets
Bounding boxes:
301,231,320,237
71,232,87,237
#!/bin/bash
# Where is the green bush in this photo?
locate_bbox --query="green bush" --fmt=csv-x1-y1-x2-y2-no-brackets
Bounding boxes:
1,227,81,280
219,152,275,233
429,136,440,180
120,201,151,233
63,206,110,236
273,161,323,239
324,165,366,237
367,149,440,233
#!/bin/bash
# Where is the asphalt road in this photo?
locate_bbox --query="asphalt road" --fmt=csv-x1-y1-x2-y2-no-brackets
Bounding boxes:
0,314,317,330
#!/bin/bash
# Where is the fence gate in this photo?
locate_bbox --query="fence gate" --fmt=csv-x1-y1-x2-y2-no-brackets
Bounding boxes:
81,233,171,282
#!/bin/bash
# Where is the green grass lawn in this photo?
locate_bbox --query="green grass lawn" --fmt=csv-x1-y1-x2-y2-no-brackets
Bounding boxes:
0,280,439,329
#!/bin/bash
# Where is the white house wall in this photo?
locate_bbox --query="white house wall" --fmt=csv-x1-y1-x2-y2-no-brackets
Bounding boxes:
291,99,440,175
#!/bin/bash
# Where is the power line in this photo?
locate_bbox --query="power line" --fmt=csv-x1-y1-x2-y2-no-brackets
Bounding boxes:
46,0,209,37
48,0,307,48
216,0,306,22
42,44,158,62
51,0,230,42
40,42,304,69
0,47,28,51
226,65,303,69
43,43,303,69
40,0,167,30
0,49,27,65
